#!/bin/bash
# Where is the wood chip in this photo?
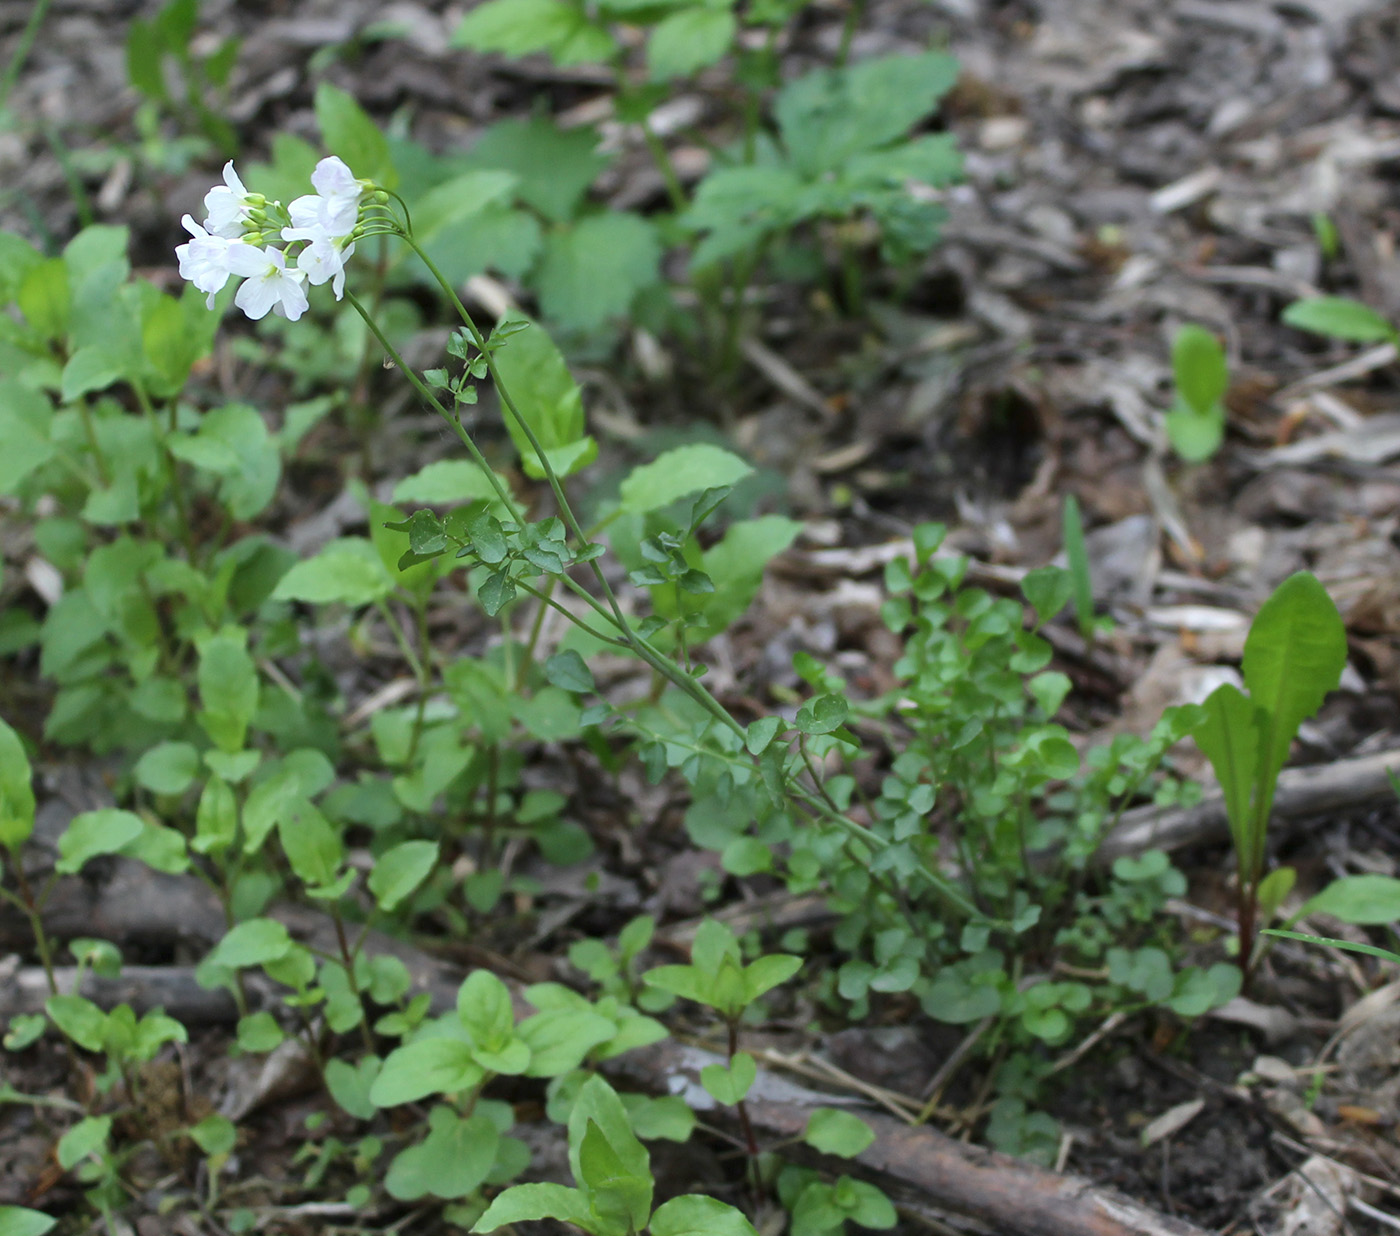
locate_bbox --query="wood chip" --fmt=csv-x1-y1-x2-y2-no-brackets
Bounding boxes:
1139,1098,1205,1147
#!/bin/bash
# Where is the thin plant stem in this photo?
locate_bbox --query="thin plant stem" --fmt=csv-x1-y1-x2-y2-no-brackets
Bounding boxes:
0,0,54,107
328,902,376,1055
403,239,745,739
638,116,689,214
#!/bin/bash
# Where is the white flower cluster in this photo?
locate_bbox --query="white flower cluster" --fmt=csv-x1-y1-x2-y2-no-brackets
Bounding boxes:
176,156,365,322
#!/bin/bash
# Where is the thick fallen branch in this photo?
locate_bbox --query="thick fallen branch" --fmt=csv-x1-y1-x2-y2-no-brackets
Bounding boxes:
608,1040,1211,1236
0,962,246,1024
1099,746,1400,862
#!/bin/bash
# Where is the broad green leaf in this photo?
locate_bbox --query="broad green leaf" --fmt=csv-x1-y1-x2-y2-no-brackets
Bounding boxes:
193,775,237,856
45,994,107,1052
544,649,595,693
0,718,36,850
642,964,711,1006
490,314,595,479
1172,325,1228,415
650,1195,759,1236
701,1052,756,1105
464,116,609,224
56,1115,111,1170
472,1182,594,1232
1020,566,1073,628
1192,683,1262,868
271,537,396,607
745,716,781,755
578,1120,650,1231
56,809,144,874
315,82,396,188
517,1008,617,1077
60,345,129,402
168,404,279,519
0,1205,58,1236
744,952,802,1001
1256,865,1296,924
371,1037,484,1106
18,258,70,341
278,798,343,890
409,170,518,247
197,629,259,754
457,969,518,1055
386,1106,499,1201
206,917,293,969
368,840,438,912
619,444,751,515
187,1113,237,1157
1165,400,1224,463
684,165,805,268
0,379,55,495
776,52,960,177
805,1108,876,1157
795,693,848,736
451,0,615,65
1301,874,1400,925
652,515,801,643
392,459,507,505
567,1076,650,1219
133,741,200,796
1242,572,1346,830
536,212,661,331
648,8,735,79
237,1011,284,1052
121,820,190,874
1282,296,1398,344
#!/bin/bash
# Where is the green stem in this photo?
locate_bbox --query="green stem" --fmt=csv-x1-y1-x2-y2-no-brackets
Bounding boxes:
344,291,522,524
404,239,744,739
0,0,54,107
639,116,689,214
74,394,111,485
836,0,867,66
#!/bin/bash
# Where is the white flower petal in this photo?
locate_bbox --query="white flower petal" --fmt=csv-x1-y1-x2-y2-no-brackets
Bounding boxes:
235,276,277,320
311,156,358,201
222,161,248,197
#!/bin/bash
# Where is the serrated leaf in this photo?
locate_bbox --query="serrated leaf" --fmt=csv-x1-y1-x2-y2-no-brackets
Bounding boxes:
537,213,661,331
465,116,609,224
776,51,960,177
619,444,752,515
272,538,396,607
648,8,735,79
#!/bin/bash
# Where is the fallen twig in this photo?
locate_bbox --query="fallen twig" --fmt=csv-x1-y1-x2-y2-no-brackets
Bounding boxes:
1098,746,1400,862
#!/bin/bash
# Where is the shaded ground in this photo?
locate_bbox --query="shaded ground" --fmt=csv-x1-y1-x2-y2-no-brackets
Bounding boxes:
5,0,1400,1231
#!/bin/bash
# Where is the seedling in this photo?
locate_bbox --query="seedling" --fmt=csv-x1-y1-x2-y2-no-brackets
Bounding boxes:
1165,324,1228,462
1191,572,1347,987
1282,296,1400,345
473,1075,758,1236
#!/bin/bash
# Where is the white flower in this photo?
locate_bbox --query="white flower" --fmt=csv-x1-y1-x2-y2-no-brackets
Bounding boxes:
311,156,363,209
225,244,309,321
283,225,356,300
175,214,234,307
287,156,364,240
203,161,259,239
